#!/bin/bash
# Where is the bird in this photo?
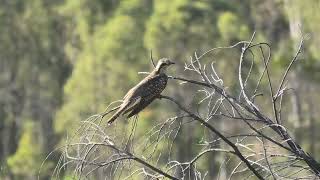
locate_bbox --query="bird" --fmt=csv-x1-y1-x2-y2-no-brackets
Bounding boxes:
107,58,175,124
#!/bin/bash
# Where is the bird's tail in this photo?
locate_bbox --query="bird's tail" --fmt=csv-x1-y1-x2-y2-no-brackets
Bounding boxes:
107,101,129,125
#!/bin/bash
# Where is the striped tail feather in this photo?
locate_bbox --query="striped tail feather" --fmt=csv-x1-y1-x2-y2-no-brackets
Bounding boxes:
107,97,141,125
107,102,129,125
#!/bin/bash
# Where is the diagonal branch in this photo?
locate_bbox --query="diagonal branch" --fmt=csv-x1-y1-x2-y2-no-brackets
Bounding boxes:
168,75,320,177
159,95,265,180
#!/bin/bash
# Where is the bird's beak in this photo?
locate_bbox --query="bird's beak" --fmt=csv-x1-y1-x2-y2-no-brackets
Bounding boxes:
169,61,175,65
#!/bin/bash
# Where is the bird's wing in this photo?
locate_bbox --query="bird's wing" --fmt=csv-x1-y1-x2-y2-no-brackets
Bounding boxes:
124,74,166,100
126,98,154,118
122,96,141,114
123,74,155,100
124,75,167,118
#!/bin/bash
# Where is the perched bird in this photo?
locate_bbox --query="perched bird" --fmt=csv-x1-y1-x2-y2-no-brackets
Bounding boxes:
107,58,175,124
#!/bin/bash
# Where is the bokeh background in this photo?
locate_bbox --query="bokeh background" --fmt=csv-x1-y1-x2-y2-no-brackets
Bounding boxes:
1,0,320,179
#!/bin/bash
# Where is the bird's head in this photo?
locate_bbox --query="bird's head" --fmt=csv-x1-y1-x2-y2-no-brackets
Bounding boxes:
155,58,175,73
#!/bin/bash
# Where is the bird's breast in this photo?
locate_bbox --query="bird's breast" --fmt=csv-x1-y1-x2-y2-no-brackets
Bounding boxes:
145,75,168,96
155,75,168,93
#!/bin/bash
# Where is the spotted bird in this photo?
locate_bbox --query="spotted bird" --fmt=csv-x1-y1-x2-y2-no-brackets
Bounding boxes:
107,58,175,124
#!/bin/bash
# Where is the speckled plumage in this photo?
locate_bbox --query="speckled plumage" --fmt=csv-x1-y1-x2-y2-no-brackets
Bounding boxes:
107,58,174,124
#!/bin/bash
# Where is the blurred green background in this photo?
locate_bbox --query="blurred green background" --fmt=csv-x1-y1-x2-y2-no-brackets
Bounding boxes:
1,0,320,179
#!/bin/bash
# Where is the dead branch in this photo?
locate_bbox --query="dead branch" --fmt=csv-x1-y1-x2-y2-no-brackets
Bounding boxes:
50,35,320,180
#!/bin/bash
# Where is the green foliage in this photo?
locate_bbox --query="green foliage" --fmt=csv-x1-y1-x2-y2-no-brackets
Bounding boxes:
144,0,216,58
7,122,52,179
2,0,320,179
55,1,148,136
0,0,70,179
284,0,320,59
217,11,249,42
